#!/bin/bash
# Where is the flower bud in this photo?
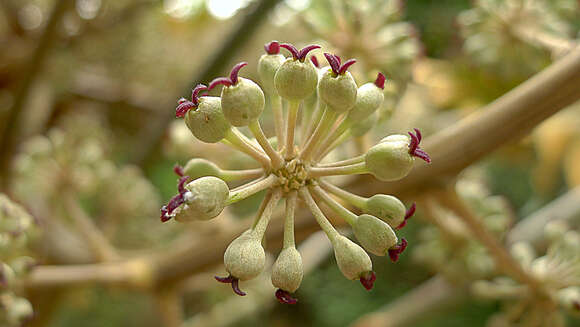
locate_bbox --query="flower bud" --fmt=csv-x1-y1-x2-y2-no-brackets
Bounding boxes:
4,297,33,326
557,287,580,314
184,96,231,143
350,112,377,137
271,247,303,293
183,158,221,180
221,78,265,126
365,135,414,181
0,263,15,289
347,81,385,122
317,69,357,112
174,176,229,222
353,214,398,256
224,229,266,281
364,194,406,228
509,242,536,268
275,59,318,100
332,235,372,280
258,53,285,94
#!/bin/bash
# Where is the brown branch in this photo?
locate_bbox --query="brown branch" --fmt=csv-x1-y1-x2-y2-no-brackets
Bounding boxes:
0,0,71,189
25,46,580,289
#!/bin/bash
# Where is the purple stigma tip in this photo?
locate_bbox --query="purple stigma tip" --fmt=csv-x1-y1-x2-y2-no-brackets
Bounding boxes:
375,72,386,89
275,289,298,304
215,275,246,296
397,203,416,230
229,62,248,85
324,53,341,75
408,129,431,163
388,238,408,263
281,43,320,62
310,56,320,68
175,101,196,118
359,271,376,290
264,41,280,54
338,58,356,74
173,164,185,177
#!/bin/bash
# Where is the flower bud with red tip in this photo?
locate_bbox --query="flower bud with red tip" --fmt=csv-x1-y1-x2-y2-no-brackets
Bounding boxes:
271,247,303,304
275,43,320,100
331,235,376,290
365,129,430,182
318,53,357,112
209,62,265,127
258,41,286,94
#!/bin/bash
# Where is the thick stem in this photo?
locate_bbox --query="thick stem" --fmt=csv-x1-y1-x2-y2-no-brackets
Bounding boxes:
310,185,357,226
298,188,340,242
226,175,277,205
308,162,367,178
271,95,286,150
300,108,338,162
513,26,577,58
154,285,183,327
224,128,271,168
284,100,301,159
319,180,367,209
252,188,282,237
283,191,298,249
249,120,284,169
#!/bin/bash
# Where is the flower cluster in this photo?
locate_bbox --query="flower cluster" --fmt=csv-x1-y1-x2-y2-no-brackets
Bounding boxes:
162,41,430,304
0,195,37,326
473,220,580,326
458,0,575,76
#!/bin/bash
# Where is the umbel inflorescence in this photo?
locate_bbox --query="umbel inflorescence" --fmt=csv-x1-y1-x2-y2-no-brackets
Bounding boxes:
161,41,430,304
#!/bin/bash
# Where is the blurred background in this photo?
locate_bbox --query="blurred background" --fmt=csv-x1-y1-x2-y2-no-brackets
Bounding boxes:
1,0,580,326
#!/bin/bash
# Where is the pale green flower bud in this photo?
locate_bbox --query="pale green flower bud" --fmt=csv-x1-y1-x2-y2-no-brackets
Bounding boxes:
4,297,33,326
317,69,357,112
275,59,318,101
365,134,415,181
184,96,231,143
224,229,266,281
353,214,398,256
347,82,384,122
332,235,372,280
364,194,406,228
271,247,303,293
258,53,285,94
175,176,229,222
509,242,536,268
220,77,265,127
183,158,221,180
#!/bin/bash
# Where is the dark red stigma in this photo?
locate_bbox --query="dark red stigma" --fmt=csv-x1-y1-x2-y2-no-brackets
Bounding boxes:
323,53,356,75
374,72,386,89
280,43,321,62
359,271,376,290
215,275,246,296
175,84,208,118
388,238,408,263
275,289,298,304
264,40,280,54
208,62,248,90
396,202,416,230
160,165,190,222
408,128,431,163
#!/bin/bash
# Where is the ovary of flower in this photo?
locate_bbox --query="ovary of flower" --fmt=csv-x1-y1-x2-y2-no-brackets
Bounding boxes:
162,41,431,304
